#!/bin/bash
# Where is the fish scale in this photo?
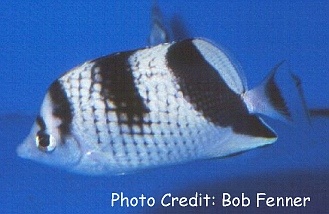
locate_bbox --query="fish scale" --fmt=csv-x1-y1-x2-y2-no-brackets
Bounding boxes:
128,44,208,158
58,48,208,170
64,63,126,166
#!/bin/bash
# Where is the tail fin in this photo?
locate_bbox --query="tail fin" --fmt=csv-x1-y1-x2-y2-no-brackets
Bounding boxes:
243,61,292,122
290,72,312,124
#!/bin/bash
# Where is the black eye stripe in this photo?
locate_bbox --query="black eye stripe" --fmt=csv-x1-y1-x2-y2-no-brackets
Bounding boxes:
36,116,46,131
37,131,50,147
48,80,73,136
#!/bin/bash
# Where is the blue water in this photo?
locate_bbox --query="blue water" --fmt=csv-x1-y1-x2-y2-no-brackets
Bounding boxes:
0,1,328,213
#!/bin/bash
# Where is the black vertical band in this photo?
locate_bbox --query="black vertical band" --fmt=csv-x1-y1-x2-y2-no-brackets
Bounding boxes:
92,52,150,131
166,39,276,138
49,80,73,136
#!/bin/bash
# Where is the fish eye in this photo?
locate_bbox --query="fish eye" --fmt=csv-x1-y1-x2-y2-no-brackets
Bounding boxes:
36,131,56,152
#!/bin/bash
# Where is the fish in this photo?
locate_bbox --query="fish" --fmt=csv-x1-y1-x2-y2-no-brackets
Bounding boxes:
16,2,297,176
16,37,293,175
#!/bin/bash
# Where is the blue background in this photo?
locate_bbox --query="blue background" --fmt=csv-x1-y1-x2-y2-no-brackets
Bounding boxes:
0,0,328,213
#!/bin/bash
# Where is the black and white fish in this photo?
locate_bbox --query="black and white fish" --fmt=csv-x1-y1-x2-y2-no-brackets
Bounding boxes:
16,3,297,176
17,37,293,175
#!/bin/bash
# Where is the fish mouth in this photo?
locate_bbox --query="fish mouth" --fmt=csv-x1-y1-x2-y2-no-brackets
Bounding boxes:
16,140,32,159
16,133,38,160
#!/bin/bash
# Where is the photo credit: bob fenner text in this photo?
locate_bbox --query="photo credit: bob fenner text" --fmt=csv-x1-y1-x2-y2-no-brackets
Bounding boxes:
110,192,311,208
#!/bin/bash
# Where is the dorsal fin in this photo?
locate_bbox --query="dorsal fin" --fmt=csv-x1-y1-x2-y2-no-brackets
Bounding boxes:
149,1,169,46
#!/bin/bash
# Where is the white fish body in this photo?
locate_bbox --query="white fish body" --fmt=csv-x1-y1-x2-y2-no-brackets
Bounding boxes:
17,38,291,175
